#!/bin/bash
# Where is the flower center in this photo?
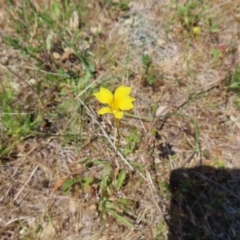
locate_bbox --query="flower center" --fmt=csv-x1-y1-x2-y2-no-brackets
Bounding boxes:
110,98,119,111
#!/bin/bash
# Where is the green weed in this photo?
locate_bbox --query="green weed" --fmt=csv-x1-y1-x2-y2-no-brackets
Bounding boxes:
102,0,130,12
211,48,222,59
229,63,240,108
0,0,98,157
61,175,94,195
169,0,218,38
61,159,135,227
98,162,134,228
174,0,206,34
156,219,167,240
0,80,43,155
124,129,141,155
141,54,157,86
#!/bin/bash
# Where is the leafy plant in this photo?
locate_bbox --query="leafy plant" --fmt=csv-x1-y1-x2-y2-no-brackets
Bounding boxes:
142,54,152,69
124,129,141,155
61,175,94,195
103,0,130,11
229,63,240,108
211,48,222,59
176,1,204,32
98,162,134,228
141,54,157,86
98,197,134,228
0,80,43,155
229,64,240,91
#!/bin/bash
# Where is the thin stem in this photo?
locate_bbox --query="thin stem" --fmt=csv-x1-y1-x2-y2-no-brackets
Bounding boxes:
116,119,120,148
114,118,120,157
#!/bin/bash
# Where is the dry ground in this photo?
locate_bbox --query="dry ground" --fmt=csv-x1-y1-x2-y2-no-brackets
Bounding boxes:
1,0,240,239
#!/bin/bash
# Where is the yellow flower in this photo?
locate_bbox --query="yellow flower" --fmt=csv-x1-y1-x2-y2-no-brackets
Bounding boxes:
192,26,201,35
94,85,135,119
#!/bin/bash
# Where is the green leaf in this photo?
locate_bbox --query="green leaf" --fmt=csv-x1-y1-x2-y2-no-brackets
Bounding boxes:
36,81,42,95
62,179,76,194
116,198,130,206
100,162,112,196
81,176,94,193
142,54,152,68
217,161,225,168
116,169,126,191
107,209,134,228
52,2,61,18
211,48,221,58
46,33,53,52
102,162,111,186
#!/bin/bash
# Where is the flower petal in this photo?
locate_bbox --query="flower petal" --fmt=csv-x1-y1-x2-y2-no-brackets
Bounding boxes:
114,86,131,100
94,87,113,105
118,96,135,110
113,110,124,119
98,107,112,115
114,86,135,110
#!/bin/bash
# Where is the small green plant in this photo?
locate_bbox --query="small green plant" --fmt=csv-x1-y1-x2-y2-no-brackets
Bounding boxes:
103,0,130,11
124,129,141,155
112,0,129,11
2,111,42,137
229,63,240,108
208,19,219,33
229,64,240,90
176,1,204,33
141,54,157,86
211,48,222,59
0,81,43,155
156,219,167,240
98,162,134,228
160,182,172,200
61,175,94,195
142,54,152,69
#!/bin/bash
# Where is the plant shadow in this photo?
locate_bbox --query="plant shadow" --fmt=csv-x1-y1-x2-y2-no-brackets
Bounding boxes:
168,166,240,240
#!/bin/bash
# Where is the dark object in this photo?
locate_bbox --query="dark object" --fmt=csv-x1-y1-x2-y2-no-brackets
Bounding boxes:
157,142,175,159
168,166,240,240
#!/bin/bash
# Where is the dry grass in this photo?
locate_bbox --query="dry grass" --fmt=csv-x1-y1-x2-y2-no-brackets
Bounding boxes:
0,0,240,239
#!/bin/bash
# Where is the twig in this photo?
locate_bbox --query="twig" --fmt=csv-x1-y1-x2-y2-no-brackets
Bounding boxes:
14,166,38,202
75,73,105,99
4,216,33,227
1,183,12,203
